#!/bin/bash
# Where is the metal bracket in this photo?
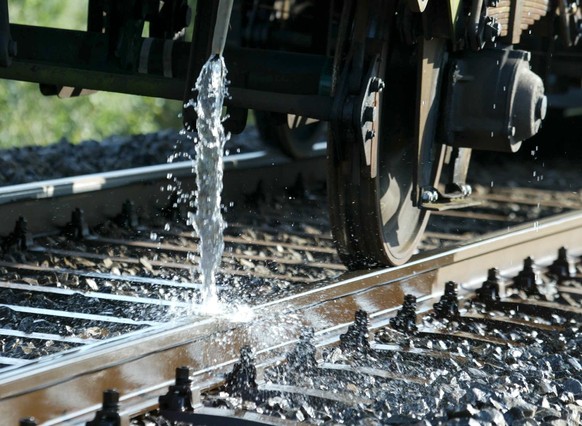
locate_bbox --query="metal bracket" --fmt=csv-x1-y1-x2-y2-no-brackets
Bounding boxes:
413,37,446,206
444,146,472,195
420,186,480,211
420,145,478,211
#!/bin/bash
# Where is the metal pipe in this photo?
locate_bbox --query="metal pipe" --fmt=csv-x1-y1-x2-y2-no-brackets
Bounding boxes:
211,0,234,57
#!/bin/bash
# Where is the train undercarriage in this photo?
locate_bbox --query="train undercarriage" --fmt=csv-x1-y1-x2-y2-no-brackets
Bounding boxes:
0,0,581,268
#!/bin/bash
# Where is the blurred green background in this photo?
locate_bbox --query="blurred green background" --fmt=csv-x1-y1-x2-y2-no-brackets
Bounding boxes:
0,1,183,148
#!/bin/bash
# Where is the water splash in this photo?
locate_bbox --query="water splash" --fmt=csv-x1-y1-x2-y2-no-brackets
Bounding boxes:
187,55,229,307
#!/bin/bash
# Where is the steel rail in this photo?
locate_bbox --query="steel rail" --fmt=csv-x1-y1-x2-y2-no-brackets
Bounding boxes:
0,210,580,424
0,148,327,235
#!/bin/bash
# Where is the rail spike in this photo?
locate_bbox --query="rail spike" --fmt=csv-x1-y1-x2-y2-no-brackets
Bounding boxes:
390,294,418,335
159,366,194,413
513,257,541,296
86,389,120,426
340,309,371,354
548,247,572,280
1,216,31,253
224,345,258,399
64,207,90,240
115,199,139,230
477,268,501,304
286,327,318,378
433,281,461,321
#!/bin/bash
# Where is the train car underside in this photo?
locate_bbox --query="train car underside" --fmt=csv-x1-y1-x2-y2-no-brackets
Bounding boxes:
0,0,580,269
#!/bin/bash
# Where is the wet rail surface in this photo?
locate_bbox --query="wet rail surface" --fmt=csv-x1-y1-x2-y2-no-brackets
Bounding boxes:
0,152,579,424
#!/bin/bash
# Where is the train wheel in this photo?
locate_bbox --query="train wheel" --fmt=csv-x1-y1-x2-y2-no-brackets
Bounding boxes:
328,5,445,269
255,111,326,158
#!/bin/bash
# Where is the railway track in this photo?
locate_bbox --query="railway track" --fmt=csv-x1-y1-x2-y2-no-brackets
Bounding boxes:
0,147,579,424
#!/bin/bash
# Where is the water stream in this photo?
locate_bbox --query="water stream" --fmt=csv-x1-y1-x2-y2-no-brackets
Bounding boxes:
186,55,229,307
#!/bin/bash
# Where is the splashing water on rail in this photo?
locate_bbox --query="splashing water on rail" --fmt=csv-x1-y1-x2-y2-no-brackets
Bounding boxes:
186,55,229,308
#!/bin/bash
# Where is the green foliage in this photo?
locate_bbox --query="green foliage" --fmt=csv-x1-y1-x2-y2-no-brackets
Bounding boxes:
0,1,182,148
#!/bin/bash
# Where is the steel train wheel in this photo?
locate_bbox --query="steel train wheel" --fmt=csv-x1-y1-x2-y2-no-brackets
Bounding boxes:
328,7,445,269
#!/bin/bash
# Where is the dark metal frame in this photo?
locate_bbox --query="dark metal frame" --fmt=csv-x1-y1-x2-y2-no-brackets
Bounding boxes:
0,1,334,121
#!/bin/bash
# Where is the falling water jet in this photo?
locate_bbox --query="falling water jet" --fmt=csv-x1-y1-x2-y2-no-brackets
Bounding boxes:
187,54,229,310
184,0,234,311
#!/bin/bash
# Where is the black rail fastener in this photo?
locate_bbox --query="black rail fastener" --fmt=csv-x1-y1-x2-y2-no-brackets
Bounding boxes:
19,418,37,426
513,257,541,296
224,345,258,399
477,268,501,304
244,180,267,209
286,327,318,376
161,190,183,223
433,281,461,321
64,208,90,241
115,199,139,230
340,309,371,354
159,366,194,413
548,247,572,280
390,294,418,334
286,174,308,200
86,389,120,426
1,216,31,252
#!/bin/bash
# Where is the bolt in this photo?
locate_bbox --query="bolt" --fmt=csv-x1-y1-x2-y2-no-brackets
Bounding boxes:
19,418,37,426
477,268,501,304
15,216,29,250
340,310,370,354
548,247,571,279
287,327,317,376
68,208,89,240
513,257,541,296
87,390,120,426
421,188,439,203
102,389,120,412
508,125,516,137
2,216,30,252
175,366,191,387
433,281,461,321
363,106,375,123
461,184,472,197
370,77,385,93
159,367,194,412
224,345,257,398
390,294,418,334
365,130,376,140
